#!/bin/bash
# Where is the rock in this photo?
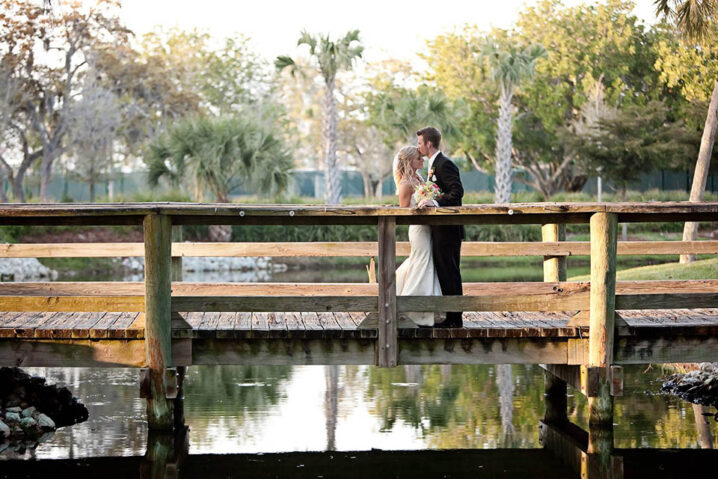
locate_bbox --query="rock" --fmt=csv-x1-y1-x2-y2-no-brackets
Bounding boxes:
0,419,9,437
5,412,20,424
37,414,55,430
21,406,36,418
0,258,57,281
19,417,36,429
6,407,22,413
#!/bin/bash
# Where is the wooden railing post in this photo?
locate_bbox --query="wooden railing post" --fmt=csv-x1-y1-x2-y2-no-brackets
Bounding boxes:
144,214,174,430
588,212,618,427
171,225,183,282
542,223,568,424
377,216,397,367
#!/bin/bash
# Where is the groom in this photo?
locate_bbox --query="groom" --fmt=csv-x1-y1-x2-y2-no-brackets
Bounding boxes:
416,126,465,328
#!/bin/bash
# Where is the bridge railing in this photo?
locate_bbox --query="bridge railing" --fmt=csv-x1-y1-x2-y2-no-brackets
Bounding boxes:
2,202,718,429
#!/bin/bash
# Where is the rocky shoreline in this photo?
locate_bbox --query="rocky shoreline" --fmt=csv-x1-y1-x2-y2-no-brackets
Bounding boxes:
661,363,718,409
0,368,88,449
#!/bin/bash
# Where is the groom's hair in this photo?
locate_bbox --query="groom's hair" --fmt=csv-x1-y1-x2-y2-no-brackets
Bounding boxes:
417,127,441,149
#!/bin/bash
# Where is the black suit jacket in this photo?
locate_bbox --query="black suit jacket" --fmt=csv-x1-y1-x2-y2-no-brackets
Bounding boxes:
430,152,465,240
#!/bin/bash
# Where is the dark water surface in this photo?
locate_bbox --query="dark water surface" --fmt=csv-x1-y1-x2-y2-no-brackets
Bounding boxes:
1,363,713,461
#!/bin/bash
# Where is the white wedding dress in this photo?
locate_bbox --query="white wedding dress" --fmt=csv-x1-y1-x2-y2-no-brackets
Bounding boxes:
395,180,442,326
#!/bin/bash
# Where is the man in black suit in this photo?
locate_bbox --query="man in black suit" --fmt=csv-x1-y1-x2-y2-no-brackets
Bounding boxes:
416,126,464,328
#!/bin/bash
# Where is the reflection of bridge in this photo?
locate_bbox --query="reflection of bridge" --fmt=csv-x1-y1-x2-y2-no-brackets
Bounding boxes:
1,203,718,475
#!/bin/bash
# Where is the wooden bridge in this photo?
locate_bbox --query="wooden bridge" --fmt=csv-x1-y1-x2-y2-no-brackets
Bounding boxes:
1,202,718,454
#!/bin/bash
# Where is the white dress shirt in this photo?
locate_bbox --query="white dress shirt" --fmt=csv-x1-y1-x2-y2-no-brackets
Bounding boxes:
427,150,441,174
426,151,441,207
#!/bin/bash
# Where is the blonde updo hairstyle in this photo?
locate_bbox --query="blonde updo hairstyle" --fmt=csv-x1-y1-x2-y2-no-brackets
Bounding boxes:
393,145,420,189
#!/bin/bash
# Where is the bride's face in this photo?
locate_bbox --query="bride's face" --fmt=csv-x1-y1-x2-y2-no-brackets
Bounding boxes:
410,153,424,172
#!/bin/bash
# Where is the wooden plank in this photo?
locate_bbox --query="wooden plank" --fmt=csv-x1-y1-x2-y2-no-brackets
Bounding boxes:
12,312,58,338
252,312,270,338
71,312,106,339
0,339,146,367
616,336,718,364
0,296,144,312
187,337,569,365
616,293,718,309
397,294,589,312
33,311,82,339
108,312,141,338
267,312,288,338
171,296,378,312
0,243,144,258
301,312,322,331
234,312,252,334
377,216,397,368
4,240,713,259
334,312,356,330
3,279,716,298
216,312,236,339
89,312,123,339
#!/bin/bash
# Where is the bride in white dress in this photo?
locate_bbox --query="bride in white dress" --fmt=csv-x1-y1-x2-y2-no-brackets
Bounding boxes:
393,146,442,327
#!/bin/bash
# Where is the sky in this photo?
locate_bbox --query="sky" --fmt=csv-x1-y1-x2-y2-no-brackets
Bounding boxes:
71,0,661,63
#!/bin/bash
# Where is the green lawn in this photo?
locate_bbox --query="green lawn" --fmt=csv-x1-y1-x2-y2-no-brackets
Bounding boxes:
569,257,718,281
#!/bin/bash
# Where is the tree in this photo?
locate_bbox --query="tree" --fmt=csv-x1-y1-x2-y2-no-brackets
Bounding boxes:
567,100,694,197
654,0,718,263
481,41,546,203
65,77,122,201
0,0,129,201
146,116,292,240
276,30,364,205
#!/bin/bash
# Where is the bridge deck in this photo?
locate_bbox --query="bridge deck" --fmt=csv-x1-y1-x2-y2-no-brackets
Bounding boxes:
1,309,716,340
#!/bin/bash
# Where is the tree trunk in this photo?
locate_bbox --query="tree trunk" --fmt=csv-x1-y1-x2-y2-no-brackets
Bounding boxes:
494,84,513,204
361,172,373,198
681,78,718,264
40,148,54,202
323,79,341,205
0,168,6,202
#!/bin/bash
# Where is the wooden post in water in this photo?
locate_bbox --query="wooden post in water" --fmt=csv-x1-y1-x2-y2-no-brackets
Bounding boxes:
542,223,568,424
377,216,397,367
588,212,618,427
144,214,174,430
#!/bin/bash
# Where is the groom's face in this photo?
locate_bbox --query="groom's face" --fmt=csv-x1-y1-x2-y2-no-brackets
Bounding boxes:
417,136,428,157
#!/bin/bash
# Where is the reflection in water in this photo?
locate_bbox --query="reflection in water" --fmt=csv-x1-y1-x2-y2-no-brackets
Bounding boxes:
324,365,339,451
2,364,716,460
496,364,515,444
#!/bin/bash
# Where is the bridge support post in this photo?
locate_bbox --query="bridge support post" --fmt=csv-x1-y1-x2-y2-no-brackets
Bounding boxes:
377,216,397,367
144,214,175,431
588,212,618,427
542,223,568,423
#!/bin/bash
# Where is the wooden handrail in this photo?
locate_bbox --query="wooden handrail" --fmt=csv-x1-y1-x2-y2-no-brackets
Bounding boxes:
2,240,717,258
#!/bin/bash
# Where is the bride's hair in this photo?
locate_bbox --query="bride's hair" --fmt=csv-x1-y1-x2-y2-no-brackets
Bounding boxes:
393,146,420,189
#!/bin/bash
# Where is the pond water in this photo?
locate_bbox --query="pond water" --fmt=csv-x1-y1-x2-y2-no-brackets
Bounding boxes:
0,363,713,460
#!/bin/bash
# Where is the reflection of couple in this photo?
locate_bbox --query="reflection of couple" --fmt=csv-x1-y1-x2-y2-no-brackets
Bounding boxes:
393,127,464,328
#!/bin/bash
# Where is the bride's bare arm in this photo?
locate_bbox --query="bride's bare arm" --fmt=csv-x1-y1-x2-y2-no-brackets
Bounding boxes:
398,182,413,207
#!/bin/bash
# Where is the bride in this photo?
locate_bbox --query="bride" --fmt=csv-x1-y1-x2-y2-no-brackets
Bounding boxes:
393,146,442,327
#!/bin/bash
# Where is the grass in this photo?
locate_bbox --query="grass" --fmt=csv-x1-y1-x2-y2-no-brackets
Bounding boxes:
569,257,718,281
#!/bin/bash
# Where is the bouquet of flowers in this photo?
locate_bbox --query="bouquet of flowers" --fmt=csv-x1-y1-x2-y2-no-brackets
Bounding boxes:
413,179,441,205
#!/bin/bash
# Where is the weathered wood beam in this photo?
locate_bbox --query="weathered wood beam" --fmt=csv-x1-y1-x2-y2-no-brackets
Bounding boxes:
144,214,174,431
542,223,569,423
588,212,618,427
377,217,397,367
4,280,718,297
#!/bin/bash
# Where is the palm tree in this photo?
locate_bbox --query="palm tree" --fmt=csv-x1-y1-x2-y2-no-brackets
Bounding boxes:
147,115,292,240
482,42,546,204
655,1,718,263
276,30,363,205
